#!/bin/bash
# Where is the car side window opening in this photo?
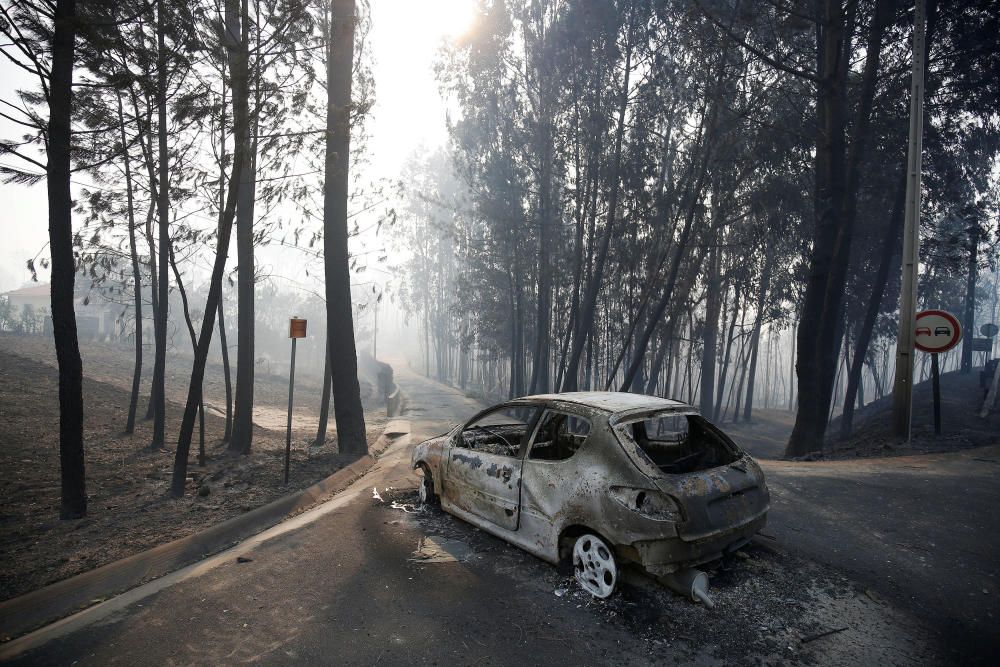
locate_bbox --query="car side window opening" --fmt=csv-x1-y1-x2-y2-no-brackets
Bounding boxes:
459,405,537,457
529,411,591,461
616,413,739,474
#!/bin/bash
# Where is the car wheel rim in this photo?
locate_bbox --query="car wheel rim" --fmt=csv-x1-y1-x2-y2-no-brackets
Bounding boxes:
572,534,616,598
418,473,429,504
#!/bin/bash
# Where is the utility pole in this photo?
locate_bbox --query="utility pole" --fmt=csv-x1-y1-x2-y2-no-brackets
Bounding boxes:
891,0,927,439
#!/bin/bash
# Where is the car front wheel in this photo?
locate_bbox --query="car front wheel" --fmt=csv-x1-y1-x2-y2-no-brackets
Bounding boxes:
572,533,617,598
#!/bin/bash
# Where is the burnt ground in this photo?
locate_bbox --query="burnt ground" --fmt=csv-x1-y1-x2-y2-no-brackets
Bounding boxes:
705,393,1000,664
826,367,1000,458
715,368,999,463
725,408,797,460
5,417,938,667
375,488,934,666
761,449,1000,665
0,335,387,604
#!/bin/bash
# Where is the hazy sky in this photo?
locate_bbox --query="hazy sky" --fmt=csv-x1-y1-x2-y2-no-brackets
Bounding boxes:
0,0,477,293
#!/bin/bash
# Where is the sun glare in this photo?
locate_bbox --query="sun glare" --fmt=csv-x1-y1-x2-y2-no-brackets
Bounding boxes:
427,0,478,41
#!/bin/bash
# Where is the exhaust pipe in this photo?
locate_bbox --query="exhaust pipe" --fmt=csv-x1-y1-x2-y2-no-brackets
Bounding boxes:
660,568,714,608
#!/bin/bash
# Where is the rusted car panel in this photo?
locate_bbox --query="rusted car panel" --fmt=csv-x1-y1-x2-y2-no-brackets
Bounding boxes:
444,447,522,530
410,392,769,582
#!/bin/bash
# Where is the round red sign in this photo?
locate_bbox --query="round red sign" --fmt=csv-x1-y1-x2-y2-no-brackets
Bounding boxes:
914,310,962,353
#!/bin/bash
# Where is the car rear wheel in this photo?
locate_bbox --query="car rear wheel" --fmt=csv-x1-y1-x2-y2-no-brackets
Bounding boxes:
417,465,437,506
572,534,617,598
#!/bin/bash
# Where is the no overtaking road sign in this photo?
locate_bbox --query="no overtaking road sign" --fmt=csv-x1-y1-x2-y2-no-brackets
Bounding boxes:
914,310,962,354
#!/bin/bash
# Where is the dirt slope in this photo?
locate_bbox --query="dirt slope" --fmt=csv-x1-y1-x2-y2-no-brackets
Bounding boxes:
0,336,386,604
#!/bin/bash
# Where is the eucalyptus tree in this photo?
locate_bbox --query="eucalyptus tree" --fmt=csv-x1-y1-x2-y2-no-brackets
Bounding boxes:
51,73,87,501
442,0,535,397
226,0,323,455
837,0,1000,437
170,0,252,496
405,0,998,455
171,0,329,486
681,0,908,453
317,0,368,458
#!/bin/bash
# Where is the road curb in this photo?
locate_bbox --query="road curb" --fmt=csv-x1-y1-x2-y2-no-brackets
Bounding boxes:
0,419,411,644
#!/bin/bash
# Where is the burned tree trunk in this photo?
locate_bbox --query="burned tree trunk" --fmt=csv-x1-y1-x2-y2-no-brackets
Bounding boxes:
742,246,773,422
700,245,721,416
168,245,206,465
960,218,979,374
127,80,159,425
49,0,86,519
314,345,332,446
839,171,905,438
561,16,634,392
150,0,171,450
216,85,234,443
171,0,250,496
788,0,896,455
118,92,143,435
229,0,258,456
141,136,159,422
786,0,849,457
322,0,368,458
716,283,743,420
218,287,233,441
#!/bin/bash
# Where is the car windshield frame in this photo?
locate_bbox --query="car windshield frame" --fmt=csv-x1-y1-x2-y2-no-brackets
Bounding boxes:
609,408,743,476
457,401,543,458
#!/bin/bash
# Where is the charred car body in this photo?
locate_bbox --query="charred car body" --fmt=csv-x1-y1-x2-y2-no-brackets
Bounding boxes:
411,392,769,598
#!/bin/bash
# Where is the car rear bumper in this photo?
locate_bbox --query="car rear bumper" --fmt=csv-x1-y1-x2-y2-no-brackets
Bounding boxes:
621,512,768,576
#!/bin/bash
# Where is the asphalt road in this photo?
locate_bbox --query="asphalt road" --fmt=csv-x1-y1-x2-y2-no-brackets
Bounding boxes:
760,449,1000,663
6,369,997,665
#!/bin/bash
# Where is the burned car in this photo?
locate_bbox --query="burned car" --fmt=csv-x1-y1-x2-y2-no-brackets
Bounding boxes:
410,392,769,598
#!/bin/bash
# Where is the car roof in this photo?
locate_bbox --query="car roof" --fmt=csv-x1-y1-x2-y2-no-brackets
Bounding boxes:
513,391,691,415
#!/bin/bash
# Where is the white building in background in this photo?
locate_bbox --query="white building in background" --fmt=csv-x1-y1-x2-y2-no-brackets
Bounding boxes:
1,282,123,340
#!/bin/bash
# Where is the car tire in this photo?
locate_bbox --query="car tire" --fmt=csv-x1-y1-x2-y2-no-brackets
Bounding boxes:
417,465,438,506
572,533,617,598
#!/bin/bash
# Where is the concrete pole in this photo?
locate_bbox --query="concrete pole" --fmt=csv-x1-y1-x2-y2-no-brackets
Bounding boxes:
891,0,927,439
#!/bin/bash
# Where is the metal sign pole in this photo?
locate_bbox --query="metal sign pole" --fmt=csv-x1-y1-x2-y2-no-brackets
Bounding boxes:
891,0,927,440
931,352,941,435
285,317,307,485
284,337,297,485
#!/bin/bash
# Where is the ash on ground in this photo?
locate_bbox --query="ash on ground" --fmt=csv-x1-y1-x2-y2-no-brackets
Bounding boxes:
375,488,933,666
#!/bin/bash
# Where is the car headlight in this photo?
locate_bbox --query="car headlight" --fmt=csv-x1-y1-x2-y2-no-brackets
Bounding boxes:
609,486,684,522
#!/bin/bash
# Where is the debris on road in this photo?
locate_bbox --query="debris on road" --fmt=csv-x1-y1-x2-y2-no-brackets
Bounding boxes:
236,556,253,563
390,500,421,514
376,488,932,663
372,487,383,502
801,626,849,644
409,536,473,563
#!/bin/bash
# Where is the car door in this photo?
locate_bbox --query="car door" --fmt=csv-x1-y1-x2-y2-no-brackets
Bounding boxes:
519,407,594,528
443,403,540,531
